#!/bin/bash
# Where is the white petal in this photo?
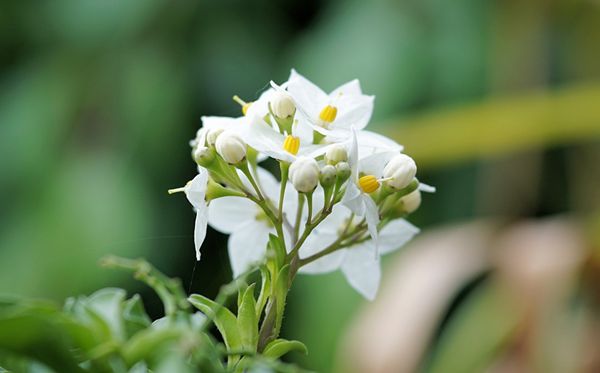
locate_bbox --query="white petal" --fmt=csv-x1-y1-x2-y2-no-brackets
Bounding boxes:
341,245,381,300
419,183,436,193
300,247,346,275
287,69,328,120
185,170,208,210
358,151,396,177
377,219,420,255
356,130,403,156
228,222,272,278
342,182,365,216
330,79,363,96
193,209,208,261
244,116,294,162
334,94,374,131
349,128,359,179
363,195,380,244
245,88,275,118
208,196,257,234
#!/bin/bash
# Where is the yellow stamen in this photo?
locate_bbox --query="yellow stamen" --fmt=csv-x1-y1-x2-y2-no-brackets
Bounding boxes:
233,95,252,116
282,135,300,155
359,175,379,194
319,105,337,123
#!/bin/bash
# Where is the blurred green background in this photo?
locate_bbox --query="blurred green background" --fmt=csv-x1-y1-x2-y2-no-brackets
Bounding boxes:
1,0,599,372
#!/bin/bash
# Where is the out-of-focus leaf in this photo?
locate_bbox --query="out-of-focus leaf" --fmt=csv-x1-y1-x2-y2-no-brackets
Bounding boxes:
384,83,600,168
425,283,520,373
120,327,183,367
86,288,126,341
122,294,151,338
263,339,308,360
237,284,258,351
0,305,84,373
188,294,242,351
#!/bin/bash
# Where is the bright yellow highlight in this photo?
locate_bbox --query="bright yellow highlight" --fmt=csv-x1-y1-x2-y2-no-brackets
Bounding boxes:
319,105,338,123
283,135,300,155
242,103,251,116
359,175,379,193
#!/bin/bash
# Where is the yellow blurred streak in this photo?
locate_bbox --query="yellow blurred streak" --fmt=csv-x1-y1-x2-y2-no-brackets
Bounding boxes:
382,83,600,168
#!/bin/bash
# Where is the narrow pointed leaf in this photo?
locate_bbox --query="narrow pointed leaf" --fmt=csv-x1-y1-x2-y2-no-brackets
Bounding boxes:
237,284,258,351
263,339,308,359
188,294,242,350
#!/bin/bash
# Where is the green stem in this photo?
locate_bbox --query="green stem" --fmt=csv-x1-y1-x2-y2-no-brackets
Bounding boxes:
278,163,289,221
293,194,304,243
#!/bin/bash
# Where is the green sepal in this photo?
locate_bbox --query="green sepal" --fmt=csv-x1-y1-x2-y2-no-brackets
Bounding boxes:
262,339,308,359
206,178,245,201
237,284,258,351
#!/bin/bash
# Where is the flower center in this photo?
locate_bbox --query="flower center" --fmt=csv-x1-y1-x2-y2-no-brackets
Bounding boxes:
318,105,337,124
358,175,379,193
283,135,300,155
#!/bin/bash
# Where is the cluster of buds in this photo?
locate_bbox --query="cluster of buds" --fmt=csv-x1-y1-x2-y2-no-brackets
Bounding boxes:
172,69,434,300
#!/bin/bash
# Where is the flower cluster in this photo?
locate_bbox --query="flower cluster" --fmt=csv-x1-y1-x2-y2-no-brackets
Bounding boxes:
172,70,434,300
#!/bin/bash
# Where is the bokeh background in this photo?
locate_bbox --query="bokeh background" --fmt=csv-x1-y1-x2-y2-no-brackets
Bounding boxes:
1,0,600,372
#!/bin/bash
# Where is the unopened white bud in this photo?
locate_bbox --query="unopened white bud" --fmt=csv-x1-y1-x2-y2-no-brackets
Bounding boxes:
289,156,319,193
270,91,295,119
325,144,348,165
206,128,224,146
320,164,336,187
400,189,421,213
215,131,246,164
383,154,417,189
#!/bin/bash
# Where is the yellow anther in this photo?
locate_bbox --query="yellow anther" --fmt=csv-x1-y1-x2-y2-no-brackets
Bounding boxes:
318,105,338,123
242,103,252,116
283,135,300,155
359,175,379,194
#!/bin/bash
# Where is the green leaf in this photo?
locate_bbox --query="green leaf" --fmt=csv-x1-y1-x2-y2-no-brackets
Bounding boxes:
273,265,290,335
262,339,308,360
267,234,286,269
85,288,127,341
0,305,84,373
237,284,258,351
121,327,184,367
188,294,242,351
122,294,151,338
255,266,271,319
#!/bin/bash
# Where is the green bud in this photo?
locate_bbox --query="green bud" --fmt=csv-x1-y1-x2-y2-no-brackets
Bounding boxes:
193,146,216,167
335,162,351,182
319,164,336,187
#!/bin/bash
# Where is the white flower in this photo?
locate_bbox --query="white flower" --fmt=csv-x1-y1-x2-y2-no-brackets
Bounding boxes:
289,156,320,193
215,130,246,164
382,154,417,189
286,69,374,140
341,129,395,245
207,168,296,277
244,115,327,163
299,205,419,300
169,169,209,261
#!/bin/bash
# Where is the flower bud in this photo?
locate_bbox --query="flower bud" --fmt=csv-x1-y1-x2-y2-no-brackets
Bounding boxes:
289,156,319,193
335,162,351,182
383,154,417,189
270,91,296,119
399,189,421,213
193,146,215,167
325,144,348,165
215,131,246,164
320,164,336,187
206,128,224,146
